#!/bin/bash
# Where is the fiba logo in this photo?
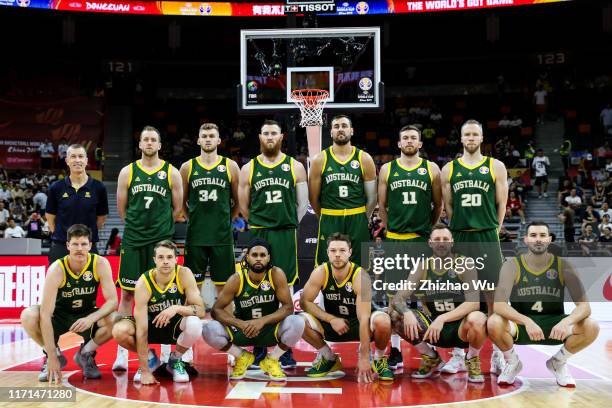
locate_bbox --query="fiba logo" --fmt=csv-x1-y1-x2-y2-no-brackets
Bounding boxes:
217,165,226,172
168,283,178,293
82,271,94,282
281,163,291,172
546,269,558,280
356,2,369,15
157,170,167,180
247,81,258,92
17,0,30,7
350,160,360,169
345,282,353,293
260,280,271,291
199,3,212,15
417,167,428,176
359,77,373,92
479,167,490,175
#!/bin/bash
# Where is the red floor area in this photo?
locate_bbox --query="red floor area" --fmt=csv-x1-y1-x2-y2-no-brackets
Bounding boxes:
10,339,524,407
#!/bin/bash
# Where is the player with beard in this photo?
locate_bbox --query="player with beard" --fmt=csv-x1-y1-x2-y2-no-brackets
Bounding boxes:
300,233,394,383
378,125,443,368
488,221,599,387
440,119,508,375
238,120,308,368
389,224,487,383
309,115,377,267
179,123,240,294
113,126,183,371
202,238,305,381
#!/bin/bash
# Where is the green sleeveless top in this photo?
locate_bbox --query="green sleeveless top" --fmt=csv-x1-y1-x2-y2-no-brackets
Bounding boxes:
321,262,361,318
248,154,297,229
123,160,175,246
55,254,99,313
186,156,233,245
511,255,564,315
449,156,498,231
143,266,186,323
233,266,279,321
418,258,465,318
386,158,433,237
320,147,366,211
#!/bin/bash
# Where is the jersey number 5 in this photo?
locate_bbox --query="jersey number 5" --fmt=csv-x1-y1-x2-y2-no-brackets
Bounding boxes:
252,308,262,319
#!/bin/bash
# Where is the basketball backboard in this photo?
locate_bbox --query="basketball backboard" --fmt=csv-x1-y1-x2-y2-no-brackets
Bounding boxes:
239,27,382,112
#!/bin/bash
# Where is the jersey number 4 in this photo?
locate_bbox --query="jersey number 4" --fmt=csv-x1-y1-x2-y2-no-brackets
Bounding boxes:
531,301,543,313
461,193,482,207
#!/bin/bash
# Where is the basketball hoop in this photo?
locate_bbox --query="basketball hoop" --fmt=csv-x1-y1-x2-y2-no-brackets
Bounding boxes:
290,89,329,127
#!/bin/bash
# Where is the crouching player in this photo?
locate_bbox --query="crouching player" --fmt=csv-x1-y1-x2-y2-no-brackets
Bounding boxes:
202,238,304,381
21,224,119,383
300,233,394,383
488,221,599,387
389,224,487,382
112,240,205,384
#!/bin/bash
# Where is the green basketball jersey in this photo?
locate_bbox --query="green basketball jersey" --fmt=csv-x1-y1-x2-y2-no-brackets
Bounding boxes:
55,254,99,313
511,255,564,315
321,262,360,319
233,265,280,321
143,266,186,323
449,156,498,231
320,147,366,210
248,154,297,229
386,158,433,236
186,156,233,246
418,258,465,318
123,160,174,246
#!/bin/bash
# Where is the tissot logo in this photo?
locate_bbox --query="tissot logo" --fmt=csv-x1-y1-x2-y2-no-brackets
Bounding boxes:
284,3,336,13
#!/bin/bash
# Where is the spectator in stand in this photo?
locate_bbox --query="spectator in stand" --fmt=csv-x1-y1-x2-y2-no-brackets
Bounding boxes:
591,180,606,207
105,227,122,255
582,205,601,229
4,218,26,238
599,214,612,235
439,207,449,225
532,149,550,198
506,191,526,224
578,224,597,256
422,124,436,147
598,226,612,245
38,138,54,170
32,187,47,213
232,214,247,241
533,84,548,124
606,159,612,174
9,198,26,223
559,207,575,243
0,183,10,203
0,168,7,183
0,202,9,229
524,141,536,173
558,179,573,206
565,189,584,218
509,177,527,203
23,212,43,239
559,136,572,174
601,103,612,136
430,109,442,123
11,183,25,202
95,142,104,170
598,202,612,220
58,138,69,165
507,144,521,168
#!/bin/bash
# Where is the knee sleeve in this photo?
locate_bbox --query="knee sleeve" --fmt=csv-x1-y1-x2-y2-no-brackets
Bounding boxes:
278,315,305,347
201,320,230,350
176,316,203,348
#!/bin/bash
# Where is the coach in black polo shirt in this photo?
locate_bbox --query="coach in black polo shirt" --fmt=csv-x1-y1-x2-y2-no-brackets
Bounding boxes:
45,144,109,263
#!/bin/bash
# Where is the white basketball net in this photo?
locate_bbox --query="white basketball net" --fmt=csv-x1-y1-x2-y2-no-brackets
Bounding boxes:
290,89,330,127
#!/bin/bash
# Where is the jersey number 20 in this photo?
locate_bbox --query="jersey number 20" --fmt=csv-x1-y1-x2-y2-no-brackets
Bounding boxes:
461,193,482,207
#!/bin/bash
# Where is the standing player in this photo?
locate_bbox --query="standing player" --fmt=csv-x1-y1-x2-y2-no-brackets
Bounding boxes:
113,126,183,370
441,119,508,374
180,123,240,293
238,120,308,367
389,224,487,382
532,148,550,199
201,239,305,381
112,240,205,384
488,222,599,387
309,115,377,267
20,224,119,383
378,124,443,368
300,233,394,383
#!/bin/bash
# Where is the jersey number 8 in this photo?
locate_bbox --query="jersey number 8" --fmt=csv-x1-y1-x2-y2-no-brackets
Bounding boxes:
338,305,350,315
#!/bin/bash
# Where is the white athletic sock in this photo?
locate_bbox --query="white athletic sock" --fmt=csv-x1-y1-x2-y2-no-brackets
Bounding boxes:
453,347,465,356
493,343,501,353
318,345,334,360
228,345,244,358
415,342,436,357
374,347,386,359
117,345,127,356
56,346,62,356
391,334,401,349
270,346,285,360
82,340,99,354
502,347,518,362
553,346,573,363
161,344,171,355
466,345,481,359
